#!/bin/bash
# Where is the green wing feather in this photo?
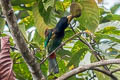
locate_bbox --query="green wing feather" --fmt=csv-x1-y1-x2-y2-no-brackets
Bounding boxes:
44,29,52,48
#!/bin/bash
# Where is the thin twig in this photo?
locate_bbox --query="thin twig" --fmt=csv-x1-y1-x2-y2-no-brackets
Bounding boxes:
91,67,117,80
40,32,83,64
69,24,109,71
111,68,120,74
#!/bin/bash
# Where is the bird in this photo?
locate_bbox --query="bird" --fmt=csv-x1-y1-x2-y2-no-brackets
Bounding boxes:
44,15,74,74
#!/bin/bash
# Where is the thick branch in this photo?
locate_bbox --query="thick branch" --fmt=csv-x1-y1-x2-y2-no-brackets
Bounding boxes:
0,0,45,80
92,68,117,80
56,59,120,80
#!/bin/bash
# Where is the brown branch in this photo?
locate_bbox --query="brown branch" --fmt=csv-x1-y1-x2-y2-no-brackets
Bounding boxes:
92,67,117,80
0,0,45,80
0,38,1,52
56,59,120,80
40,32,83,64
111,68,120,74
69,24,109,71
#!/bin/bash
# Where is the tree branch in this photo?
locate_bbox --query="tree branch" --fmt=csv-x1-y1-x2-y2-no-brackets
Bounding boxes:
0,0,45,80
0,37,1,52
40,32,83,64
56,59,120,80
92,67,117,80
69,24,109,71
111,68,120,74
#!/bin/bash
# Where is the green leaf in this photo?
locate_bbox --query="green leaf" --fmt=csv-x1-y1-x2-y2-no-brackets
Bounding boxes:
32,3,49,38
67,48,88,67
111,4,120,14
33,3,56,38
12,53,32,80
63,29,74,41
38,1,57,27
71,41,88,53
0,17,5,33
101,14,120,23
97,26,120,35
110,64,120,80
57,49,72,60
96,21,120,31
16,10,29,19
95,33,120,43
43,0,55,11
32,30,44,47
19,15,34,30
11,0,34,6
19,24,28,41
40,63,48,77
77,0,99,33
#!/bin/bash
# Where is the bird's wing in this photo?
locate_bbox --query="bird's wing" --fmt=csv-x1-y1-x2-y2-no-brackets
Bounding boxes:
44,28,55,48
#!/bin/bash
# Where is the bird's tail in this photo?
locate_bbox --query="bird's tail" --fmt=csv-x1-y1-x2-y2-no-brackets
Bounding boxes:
48,53,59,74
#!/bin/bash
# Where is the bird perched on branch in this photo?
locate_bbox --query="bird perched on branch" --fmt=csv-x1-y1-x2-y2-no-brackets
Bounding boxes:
44,15,74,74
44,2,82,74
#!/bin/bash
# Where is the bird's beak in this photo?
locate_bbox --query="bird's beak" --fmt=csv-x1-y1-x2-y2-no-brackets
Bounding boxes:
67,15,73,24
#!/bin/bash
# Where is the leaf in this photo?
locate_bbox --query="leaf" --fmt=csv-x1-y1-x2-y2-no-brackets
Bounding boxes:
43,0,55,11
96,21,120,32
13,60,32,80
57,49,72,60
97,26,120,35
77,0,99,33
11,52,32,80
97,0,103,3
67,48,88,67
111,4,120,14
11,0,34,6
95,33,120,43
0,17,5,33
16,10,29,19
19,24,28,41
71,41,88,53
32,30,44,46
63,29,74,41
101,14,120,23
110,64,120,80
32,4,47,38
33,3,56,38
38,1,57,27
0,36,16,80
40,63,48,77
19,15,34,30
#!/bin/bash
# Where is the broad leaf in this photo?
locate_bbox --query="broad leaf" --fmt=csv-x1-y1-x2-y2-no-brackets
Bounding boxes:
11,0,34,6
77,0,99,33
67,48,88,67
0,37,16,80
33,3,56,38
101,14,120,23
0,17,5,33
111,4,120,14
19,24,28,41
110,64,120,80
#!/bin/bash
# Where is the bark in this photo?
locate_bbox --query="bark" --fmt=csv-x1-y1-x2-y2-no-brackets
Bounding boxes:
0,0,45,80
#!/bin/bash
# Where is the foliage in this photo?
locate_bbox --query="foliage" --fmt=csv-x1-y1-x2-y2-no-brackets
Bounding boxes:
0,0,120,80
